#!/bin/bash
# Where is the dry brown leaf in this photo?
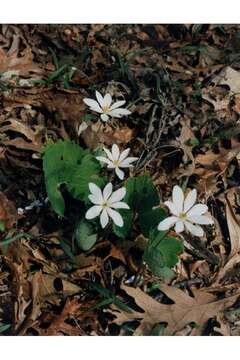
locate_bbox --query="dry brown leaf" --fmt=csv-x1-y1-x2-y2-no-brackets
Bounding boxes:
214,313,231,335
0,118,44,152
44,298,83,336
194,140,240,193
0,192,17,230
172,117,196,176
225,192,240,257
213,66,240,94
38,273,81,299
111,284,240,335
0,47,43,76
82,123,135,149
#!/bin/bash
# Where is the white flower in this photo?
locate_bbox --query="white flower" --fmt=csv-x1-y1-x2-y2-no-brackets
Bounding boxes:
96,144,138,180
85,182,130,228
158,185,214,237
83,90,131,122
77,121,88,136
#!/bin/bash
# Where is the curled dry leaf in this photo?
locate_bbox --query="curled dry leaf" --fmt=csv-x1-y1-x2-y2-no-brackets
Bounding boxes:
213,66,240,94
82,123,135,149
44,298,83,336
0,47,43,77
215,188,240,283
225,191,240,257
0,118,45,152
0,192,17,230
194,139,240,193
110,284,240,335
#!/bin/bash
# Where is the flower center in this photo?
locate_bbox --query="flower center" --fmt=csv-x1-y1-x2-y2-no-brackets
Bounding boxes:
102,106,110,113
113,159,120,167
179,212,187,220
101,201,110,209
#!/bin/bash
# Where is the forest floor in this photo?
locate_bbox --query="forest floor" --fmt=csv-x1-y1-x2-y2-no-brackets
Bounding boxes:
1,24,240,336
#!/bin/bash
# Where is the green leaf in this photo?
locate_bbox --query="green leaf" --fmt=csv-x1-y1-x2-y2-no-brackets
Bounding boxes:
124,175,159,211
150,323,166,336
0,323,11,334
90,283,132,312
67,153,106,202
144,230,183,278
42,141,105,215
0,220,5,232
139,207,166,237
75,219,97,251
113,209,134,238
113,175,165,238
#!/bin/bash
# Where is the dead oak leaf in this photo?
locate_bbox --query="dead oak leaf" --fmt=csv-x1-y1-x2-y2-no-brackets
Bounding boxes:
44,298,83,336
111,284,240,335
225,190,240,257
0,118,44,152
82,123,135,149
0,47,43,77
213,66,240,94
194,140,240,193
0,192,17,229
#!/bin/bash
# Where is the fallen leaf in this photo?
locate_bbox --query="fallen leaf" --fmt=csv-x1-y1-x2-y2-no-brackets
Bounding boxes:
44,298,83,336
111,284,240,335
82,123,135,149
0,192,17,230
0,46,43,77
213,66,240,94
0,118,44,152
225,191,240,257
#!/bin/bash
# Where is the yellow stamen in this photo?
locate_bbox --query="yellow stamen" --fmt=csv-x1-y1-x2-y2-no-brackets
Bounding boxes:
102,201,109,209
179,212,187,220
113,159,120,166
102,106,109,113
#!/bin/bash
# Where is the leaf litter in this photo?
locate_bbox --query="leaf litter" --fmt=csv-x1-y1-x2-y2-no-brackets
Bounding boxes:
1,24,240,336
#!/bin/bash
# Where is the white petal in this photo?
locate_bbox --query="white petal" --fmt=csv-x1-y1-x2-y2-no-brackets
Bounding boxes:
103,147,114,161
172,185,184,213
115,167,125,180
101,113,109,122
108,187,126,204
103,183,113,201
88,194,102,205
109,100,126,111
120,157,138,167
85,205,102,219
89,183,103,202
96,156,112,166
100,209,109,228
187,215,214,225
119,148,130,162
107,163,116,169
112,144,120,160
164,201,180,216
107,208,123,227
108,108,131,118
111,201,130,209
103,93,112,108
174,220,184,233
83,98,103,113
183,189,197,213
95,91,104,107
184,221,204,237
78,121,88,136
187,204,208,217
157,216,178,231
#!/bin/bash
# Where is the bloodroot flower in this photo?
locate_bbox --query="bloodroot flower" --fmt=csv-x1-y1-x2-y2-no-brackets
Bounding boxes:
85,182,129,228
83,90,131,122
96,144,138,180
158,185,214,237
